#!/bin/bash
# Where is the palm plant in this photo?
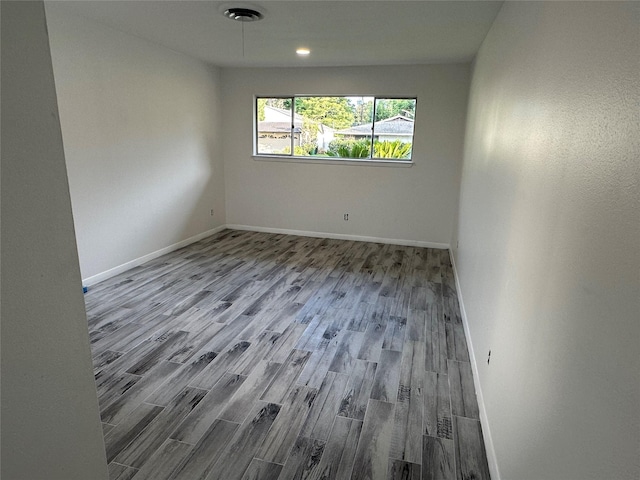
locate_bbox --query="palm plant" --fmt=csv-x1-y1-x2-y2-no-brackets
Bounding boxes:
327,139,371,158
373,140,412,159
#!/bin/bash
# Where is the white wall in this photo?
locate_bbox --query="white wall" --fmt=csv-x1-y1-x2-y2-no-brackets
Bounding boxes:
45,5,226,282
454,2,639,479
221,64,470,246
1,2,108,478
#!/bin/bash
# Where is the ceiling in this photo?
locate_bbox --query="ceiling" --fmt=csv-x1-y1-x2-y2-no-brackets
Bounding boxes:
46,1,504,68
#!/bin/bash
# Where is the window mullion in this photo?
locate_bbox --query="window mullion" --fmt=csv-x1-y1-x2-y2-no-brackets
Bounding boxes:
290,97,295,156
370,97,378,159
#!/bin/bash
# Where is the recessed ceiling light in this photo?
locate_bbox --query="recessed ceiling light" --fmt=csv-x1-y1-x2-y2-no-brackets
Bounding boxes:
296,48,311,56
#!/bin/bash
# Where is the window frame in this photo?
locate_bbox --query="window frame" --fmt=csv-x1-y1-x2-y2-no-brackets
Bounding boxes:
254,95,417,165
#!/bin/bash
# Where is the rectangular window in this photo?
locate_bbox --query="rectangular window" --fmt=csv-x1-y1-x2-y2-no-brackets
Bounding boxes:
256,97,294,155
255,96,416,161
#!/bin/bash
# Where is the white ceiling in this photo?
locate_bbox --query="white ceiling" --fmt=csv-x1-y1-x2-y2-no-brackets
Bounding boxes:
47,0,504,68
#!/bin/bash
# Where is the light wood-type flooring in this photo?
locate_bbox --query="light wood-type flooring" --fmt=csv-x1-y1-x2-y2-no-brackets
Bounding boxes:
86,229,490,480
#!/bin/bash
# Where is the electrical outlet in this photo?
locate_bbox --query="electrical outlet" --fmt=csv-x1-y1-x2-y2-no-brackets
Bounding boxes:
210,209,214,216
343,213,349,221
487,349,491,365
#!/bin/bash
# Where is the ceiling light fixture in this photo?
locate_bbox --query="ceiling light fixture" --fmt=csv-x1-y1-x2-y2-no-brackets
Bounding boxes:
223,7,263,22
296,48,310,56
223,7,264,58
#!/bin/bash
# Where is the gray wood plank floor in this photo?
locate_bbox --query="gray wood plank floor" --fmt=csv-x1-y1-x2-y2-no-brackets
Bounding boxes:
85,230,490,480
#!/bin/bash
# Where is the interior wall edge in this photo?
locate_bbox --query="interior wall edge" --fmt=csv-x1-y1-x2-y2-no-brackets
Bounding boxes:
1,1,109,478
449,248,501,480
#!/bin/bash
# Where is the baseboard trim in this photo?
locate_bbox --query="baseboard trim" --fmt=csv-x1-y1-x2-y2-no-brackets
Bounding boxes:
449,248,501,480
83,223,449,286
226,224,449,250
82,225,227,286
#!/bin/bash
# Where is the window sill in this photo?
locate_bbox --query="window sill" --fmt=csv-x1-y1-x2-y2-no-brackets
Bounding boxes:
252,155,414,167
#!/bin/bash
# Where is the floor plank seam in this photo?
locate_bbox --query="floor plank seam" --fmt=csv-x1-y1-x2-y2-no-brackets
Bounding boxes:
88,230,490,479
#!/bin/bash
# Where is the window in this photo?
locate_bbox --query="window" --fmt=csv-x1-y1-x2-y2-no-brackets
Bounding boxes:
255,96,417,161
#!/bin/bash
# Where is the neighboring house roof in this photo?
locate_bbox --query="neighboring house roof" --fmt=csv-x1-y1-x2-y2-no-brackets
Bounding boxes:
259,105,333,134
259,121,301,134
263,105,305,126
336,115,414,136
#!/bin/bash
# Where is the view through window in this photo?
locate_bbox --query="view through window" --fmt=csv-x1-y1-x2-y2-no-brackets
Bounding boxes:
256,96,417,161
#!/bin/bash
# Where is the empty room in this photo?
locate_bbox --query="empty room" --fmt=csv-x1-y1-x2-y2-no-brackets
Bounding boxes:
2,1,638,480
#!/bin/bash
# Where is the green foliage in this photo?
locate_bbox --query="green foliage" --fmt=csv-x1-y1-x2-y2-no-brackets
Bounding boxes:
327,138,353,153
327,139,412,159
259,97,415,126
295,97,355,130
373,140,412,159
259,98,294,122
257,98,266,121
300,118,320,146
326,139,371,158
280,144,317,156
353,98,374,126
260,98,292,116
265,98,291,109
374,99,416,121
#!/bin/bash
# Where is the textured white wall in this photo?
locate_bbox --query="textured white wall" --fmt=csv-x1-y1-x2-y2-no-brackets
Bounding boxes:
45,6,226,281
455,2,639,479
221,64,469,246
1,2,108,478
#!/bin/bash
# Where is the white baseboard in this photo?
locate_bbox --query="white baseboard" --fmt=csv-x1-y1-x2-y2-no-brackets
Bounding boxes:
226,224,450,250
449,248,501,480
82,225,227,286
83,223,449,286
